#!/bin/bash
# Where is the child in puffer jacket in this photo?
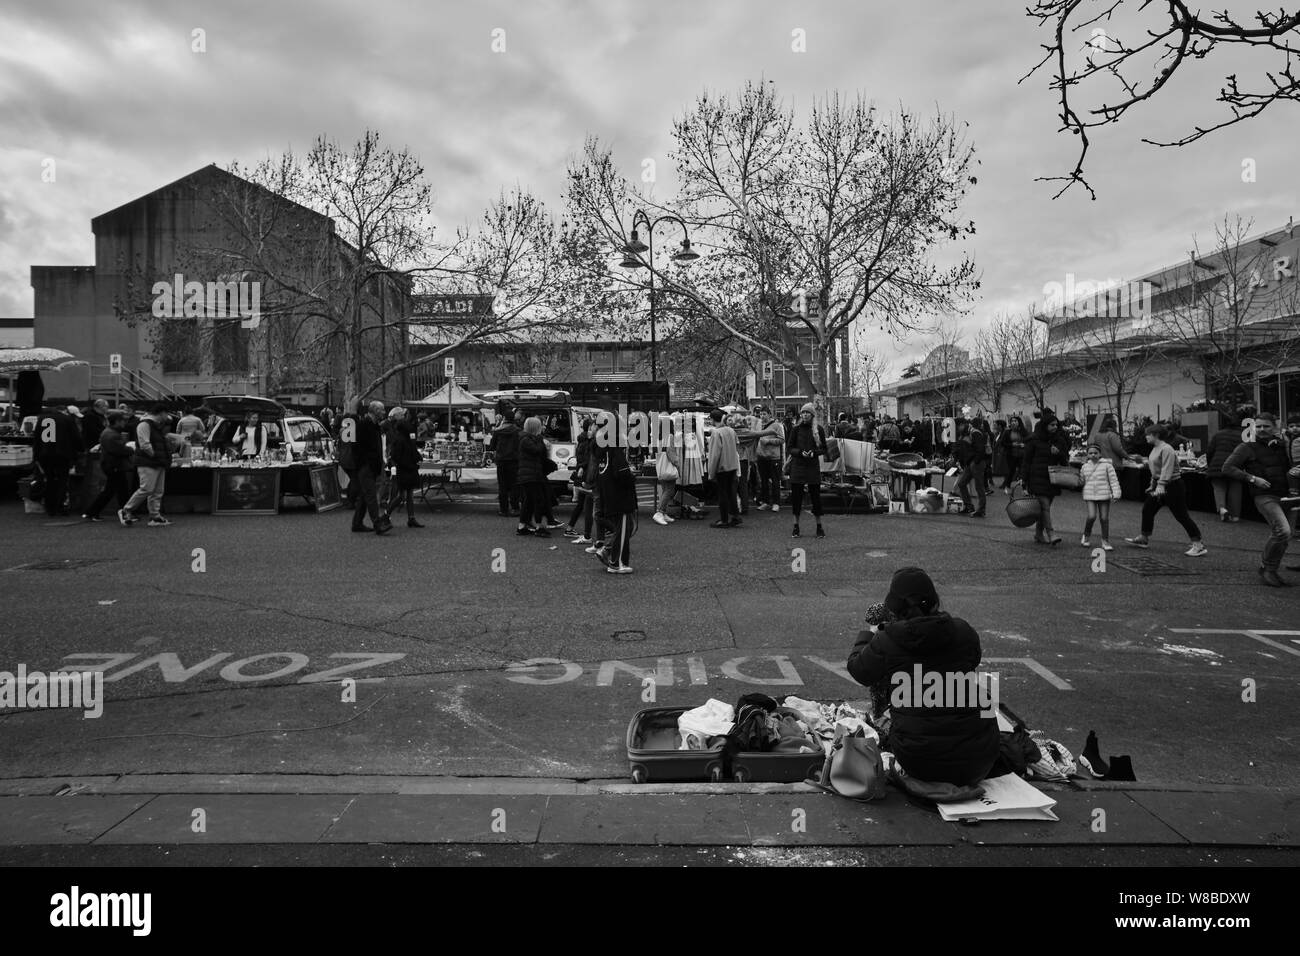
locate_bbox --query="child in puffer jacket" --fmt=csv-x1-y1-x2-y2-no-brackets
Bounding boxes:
1080,442,1122,550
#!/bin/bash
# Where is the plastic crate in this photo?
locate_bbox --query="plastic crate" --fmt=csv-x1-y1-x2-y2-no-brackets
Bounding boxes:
907,489,946,513
0,445,33,468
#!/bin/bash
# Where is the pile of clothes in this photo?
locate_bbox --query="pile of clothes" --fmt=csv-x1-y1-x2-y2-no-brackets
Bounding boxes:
677,694,873,755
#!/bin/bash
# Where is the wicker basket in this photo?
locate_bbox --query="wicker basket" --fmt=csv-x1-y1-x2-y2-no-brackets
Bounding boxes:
1005,493,1042,528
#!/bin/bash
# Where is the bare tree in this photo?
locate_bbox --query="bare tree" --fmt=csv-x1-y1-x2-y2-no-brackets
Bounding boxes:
1003,311,1070,411
849,328,897,414
969,313,1023,414
1023,1,1300,198
566,82,980,419
115,132,595,402
1152,215,1300,409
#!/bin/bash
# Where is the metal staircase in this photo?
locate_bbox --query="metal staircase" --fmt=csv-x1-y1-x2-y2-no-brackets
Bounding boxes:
88,364,185,406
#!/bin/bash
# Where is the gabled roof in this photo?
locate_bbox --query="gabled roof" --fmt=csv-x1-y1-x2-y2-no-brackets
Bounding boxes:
91,164,329,230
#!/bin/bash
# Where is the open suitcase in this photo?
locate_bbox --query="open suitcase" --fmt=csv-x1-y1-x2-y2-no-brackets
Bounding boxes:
626,706,726,783
626,705,827,784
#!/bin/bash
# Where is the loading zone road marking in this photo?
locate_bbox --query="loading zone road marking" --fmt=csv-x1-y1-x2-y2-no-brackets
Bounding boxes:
503,655,1072,690
1167,628,1300,660
57,652,407,684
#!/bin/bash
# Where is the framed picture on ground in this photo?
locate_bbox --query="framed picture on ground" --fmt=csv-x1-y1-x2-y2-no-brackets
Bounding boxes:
211,468,281,515
309,464,343,513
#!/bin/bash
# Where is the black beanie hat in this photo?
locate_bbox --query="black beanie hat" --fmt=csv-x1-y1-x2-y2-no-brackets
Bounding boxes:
885,567,939,616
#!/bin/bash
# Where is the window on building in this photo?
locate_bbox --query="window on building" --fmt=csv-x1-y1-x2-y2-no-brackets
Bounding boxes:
212,320,249,374
1258,374,1281,417
1282,370,1300,423
159,320,199,373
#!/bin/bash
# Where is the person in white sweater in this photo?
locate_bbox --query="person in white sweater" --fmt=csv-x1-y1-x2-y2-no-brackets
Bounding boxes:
1079,443,1122,550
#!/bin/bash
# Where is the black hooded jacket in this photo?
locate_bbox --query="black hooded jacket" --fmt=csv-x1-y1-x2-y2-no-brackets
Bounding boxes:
847,612,1000,786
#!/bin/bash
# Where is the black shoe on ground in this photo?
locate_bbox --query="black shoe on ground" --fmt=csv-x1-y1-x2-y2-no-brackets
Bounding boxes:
710,520,729,529
374,522,393,536
535,527,553,537
791,524,801,537
815,524,825,538
352,525,371,533
970,511,985,518
1078,730,1109,779
516,526,534,536
82,514,102,522
407,519,424,528
1259,566,1291,587
728,517,742,527
498,510,510,517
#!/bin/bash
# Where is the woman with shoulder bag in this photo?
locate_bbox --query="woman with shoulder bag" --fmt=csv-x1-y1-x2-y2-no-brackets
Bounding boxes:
652,418,679,527
565,417,598,541
1019,411,1071,545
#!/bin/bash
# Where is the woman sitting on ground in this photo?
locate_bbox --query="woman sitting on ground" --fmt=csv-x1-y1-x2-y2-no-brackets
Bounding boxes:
846,567,1000,786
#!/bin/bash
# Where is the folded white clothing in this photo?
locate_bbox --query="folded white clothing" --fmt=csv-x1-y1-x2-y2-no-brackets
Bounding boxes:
677,699,735,749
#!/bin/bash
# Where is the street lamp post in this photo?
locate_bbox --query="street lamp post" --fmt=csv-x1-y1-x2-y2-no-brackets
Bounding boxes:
619,211,698,384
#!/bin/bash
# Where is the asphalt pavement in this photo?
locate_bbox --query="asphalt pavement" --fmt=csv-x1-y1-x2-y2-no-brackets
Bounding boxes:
1,483,1297,859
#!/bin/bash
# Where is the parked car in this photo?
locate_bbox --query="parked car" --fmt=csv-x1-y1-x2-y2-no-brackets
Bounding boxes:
480,389,602,497
202,395,335,460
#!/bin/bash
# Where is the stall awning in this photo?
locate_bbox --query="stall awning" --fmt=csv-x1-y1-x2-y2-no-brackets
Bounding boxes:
407,382,486,407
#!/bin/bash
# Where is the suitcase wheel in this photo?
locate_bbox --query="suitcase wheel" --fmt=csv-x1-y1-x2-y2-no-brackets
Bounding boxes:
733,768,748,783
631,766,647,784
709,765,723,783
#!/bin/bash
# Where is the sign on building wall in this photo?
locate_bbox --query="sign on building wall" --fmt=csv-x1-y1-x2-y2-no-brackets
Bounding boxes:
414,294,495,321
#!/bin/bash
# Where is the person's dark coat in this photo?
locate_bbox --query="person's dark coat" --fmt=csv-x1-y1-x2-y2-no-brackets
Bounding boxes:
1205,426,1244,478
518,433,550,485
354,414,383,472
595,446,637,514
954,429,988,469
81,408,106,448
33,410,84,461
572,431,593,485
492,422,521,462
390,428,422,490
787,421,826,484
991,428,1012,476
1222,436,1292,498
847,612,1000,786
1020,420,1071,497
97,425,133,475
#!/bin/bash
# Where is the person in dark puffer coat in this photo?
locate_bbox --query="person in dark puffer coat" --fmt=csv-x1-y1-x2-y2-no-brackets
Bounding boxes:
847,567,1000,786
1019,411,1072,545
516,417,552,537
1205,415,1244,522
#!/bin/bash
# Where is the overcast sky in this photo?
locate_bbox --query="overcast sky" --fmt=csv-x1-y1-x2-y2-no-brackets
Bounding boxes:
1,0,1295,374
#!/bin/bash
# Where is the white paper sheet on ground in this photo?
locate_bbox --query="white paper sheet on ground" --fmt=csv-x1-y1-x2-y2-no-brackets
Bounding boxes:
995,710,1014,734
937,772,1059,822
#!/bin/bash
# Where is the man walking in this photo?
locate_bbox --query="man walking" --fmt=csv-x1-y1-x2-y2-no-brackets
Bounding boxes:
119,403,173,526
34,405,85,516
81,399,109,449
707,407,741,528
954,420,989,517
1221,413,1293,586
352,400,392,535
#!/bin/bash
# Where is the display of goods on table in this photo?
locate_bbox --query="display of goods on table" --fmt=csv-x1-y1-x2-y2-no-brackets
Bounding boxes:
427,440,484,466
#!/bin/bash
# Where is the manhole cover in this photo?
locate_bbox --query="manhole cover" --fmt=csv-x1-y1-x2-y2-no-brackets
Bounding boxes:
5,558,112,572
1111,557,1198,576
612,630,647,643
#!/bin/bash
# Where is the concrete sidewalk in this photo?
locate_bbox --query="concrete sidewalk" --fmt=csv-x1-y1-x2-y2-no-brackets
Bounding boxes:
1,776,1295,848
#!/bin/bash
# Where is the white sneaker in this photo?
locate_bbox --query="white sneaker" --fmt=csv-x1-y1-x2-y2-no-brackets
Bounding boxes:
664,514,675,522
585,544,601,554
757,503,769,511
1080,535,1090,547
771,505,780,513
606,564,634,574
1101,540,1114,551
572,536,592,545
652,512,668,526
1186,542,1208,557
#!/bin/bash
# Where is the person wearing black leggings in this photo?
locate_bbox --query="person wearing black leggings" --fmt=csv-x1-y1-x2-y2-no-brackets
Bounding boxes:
786,403,826,538
1125,424,1207,556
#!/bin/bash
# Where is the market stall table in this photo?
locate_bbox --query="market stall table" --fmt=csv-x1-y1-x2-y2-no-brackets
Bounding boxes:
417,460,465,507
